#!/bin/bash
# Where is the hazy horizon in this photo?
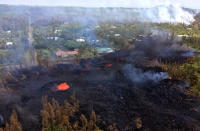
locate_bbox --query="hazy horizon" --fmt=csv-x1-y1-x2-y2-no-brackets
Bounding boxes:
0,0,199,9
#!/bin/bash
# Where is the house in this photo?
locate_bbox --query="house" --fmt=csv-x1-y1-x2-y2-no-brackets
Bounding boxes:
47,37,54,40
47,37,59,41
90,39,100,44
54,37,59,41
54,29,62,34
111,25,117,29
177,35,189,38
6,42,13,46
56,49,78,58
6,30,11,33
76,38,85,43
96,48,114,54
114,34,121,37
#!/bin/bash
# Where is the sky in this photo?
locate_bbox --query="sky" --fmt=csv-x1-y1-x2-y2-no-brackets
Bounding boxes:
0,0,199,9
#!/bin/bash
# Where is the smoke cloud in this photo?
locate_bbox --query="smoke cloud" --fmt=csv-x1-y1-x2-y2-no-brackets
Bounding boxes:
123,64,169,85
139,4,195,24
0,0,196,24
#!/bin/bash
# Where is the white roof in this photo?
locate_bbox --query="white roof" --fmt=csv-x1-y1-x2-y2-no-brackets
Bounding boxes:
76,38,85,42
114,34,121,37
177,35,189,37
6,42,13,45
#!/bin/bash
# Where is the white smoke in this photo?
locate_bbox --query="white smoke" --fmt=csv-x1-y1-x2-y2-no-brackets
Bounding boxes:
0,0,198,9
123,64,169,84
140,3,195,24
0,0,195,24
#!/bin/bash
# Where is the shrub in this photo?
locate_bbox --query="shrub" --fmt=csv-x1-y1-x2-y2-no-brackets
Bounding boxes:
0,110,22,131
76,45,97,59
161,57,200,97
41,94,105,131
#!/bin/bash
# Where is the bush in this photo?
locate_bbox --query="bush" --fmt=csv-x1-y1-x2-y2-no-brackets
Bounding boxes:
76,45,97,59
161,57,200,97
41,94,105,131
0,95,118,131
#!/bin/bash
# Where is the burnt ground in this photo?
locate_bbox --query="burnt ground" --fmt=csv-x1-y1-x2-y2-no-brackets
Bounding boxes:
0,37,200,131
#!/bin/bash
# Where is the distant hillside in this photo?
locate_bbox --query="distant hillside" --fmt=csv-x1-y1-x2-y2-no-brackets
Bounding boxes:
0,4,197,25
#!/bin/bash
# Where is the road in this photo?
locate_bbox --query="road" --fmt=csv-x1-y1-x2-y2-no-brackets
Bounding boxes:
28,17,37,66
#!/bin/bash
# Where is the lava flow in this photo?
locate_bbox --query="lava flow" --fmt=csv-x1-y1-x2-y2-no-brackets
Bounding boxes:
57,82,70,91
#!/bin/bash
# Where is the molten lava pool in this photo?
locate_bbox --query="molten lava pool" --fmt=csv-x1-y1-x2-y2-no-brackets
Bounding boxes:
57,82,70,91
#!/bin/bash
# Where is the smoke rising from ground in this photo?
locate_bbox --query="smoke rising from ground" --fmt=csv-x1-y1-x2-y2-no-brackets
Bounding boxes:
123,64,169,85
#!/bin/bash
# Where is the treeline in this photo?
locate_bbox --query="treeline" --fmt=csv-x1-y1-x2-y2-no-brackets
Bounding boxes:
183,36,200,50
161,57,200,97
153,22,200,96
152,23,200,37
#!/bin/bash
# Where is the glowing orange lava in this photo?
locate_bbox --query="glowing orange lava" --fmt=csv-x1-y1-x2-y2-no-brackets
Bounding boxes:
57,83,70,91
105,63,112,68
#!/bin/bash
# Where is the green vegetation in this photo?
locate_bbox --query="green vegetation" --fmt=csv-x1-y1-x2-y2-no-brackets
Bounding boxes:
152,23,200,37
161,57,200,97
0,11,28,66
152,23,200,51
182,37,200,51
64,40,82,50
151,22,200,96
39,49,52,58
33,22,151,58
76,45,97,59
96,23,151,49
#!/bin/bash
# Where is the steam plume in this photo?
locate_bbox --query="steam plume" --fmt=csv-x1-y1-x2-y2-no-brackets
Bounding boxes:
140,4,195,24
